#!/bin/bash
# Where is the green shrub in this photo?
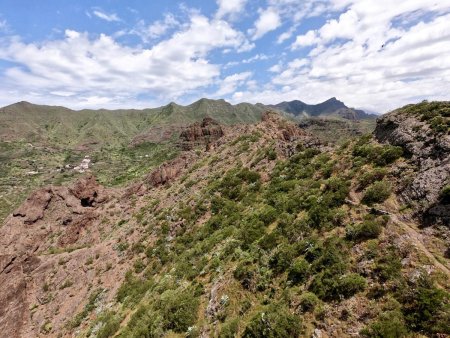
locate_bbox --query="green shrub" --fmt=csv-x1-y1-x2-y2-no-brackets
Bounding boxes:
160,288,200,332
234,261,257,290
358,168,388,190
97,311,121,338
441,185,450,203
220,318,239,338
374,249,402,282
346,220,382,241
310,271,365,301
116,271,153,307
374,146,403,166
337,273,367,298
266,148,277,161
242,304,302,338
362,181,391,206
361,310,408,338
287,257,310,285
398,276,450,334
323,177,350,207
269,243,295,275
117,304,164,338
298,292,320,312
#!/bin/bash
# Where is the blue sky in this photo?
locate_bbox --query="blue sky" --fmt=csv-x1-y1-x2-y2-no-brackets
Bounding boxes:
0,0,449,112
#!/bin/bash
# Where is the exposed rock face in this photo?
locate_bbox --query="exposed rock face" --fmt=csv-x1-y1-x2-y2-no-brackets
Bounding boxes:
13,188,53,224
374,109,450,226
261,111,305,141
179,117,224,150
0,175,116,338
69,174,107,207
147,154,193,187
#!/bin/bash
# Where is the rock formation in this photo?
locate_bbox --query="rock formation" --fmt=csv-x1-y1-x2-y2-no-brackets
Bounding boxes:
179,117,224,150
375,107,450,226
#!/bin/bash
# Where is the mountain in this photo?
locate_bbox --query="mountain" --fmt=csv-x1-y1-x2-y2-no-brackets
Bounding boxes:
0,99,264,147
0,102,449,338
268,97,375,120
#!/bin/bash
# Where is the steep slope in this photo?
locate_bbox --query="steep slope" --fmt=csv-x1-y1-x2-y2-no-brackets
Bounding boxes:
0,105,448,338
374,101,450,226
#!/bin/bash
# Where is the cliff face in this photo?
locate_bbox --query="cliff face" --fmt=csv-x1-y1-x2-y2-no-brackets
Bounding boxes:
178,117,224,151
374,102,450,226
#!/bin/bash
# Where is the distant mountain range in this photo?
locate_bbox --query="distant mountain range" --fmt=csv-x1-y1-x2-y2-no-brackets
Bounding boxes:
0,98,376,147
266,97,375,120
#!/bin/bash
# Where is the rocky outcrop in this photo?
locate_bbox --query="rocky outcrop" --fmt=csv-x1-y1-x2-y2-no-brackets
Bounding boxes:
374,108,450,226
11,175,106,227
13,188,53,224
261,111,306,141
179,117,224,150
69,174,107,207
147,154,193,187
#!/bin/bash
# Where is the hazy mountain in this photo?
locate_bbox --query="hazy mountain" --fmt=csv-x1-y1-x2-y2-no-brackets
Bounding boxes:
268,97,376,120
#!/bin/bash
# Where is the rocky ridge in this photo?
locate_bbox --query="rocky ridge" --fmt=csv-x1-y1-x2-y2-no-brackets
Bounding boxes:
375,103,450,226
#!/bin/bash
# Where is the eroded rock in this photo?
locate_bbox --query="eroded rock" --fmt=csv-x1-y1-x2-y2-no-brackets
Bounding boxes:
375,108,450,226
13,187,53,225
179,117,224,151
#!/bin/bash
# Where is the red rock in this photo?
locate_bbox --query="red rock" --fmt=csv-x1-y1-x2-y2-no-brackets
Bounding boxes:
179,117,224,150
13,187,52,225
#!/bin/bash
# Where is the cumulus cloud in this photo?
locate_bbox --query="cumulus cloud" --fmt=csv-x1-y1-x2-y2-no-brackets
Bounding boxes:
233,2,450,112
215,71,252,96
216,0,247,19
92,9,121,22
128,14,180,42
249,7,281,40
0,14,253,108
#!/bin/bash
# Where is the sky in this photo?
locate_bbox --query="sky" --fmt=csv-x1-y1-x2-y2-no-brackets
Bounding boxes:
0,1,449,112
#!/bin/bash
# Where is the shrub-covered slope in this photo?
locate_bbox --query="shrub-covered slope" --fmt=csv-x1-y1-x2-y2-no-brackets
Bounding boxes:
0,105,448,338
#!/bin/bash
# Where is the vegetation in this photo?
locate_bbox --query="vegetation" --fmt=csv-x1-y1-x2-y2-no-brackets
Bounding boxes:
3,101,449,337
362,181,392,205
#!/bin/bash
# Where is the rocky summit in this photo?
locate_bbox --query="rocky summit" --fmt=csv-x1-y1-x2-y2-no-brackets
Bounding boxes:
0,101,449,338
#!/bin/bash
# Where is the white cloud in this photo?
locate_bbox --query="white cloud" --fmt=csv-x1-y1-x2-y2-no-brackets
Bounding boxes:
92,9,120,22
232,3,450,112
291,30,319,49
215,71,252,96
249,7,281,40
242,53,269,63
0,14,253,108
129,14,180,42
216,0,247,19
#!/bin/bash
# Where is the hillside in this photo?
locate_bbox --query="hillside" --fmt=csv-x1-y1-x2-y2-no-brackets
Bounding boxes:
0,98,374,224
0,102,448,338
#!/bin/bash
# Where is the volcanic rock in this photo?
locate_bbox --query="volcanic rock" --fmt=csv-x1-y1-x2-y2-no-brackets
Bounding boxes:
179,117,224,151
13,187,52,224
374,107,450,225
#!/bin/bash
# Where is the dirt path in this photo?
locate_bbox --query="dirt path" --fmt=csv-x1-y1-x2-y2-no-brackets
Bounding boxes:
348,191,450,279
